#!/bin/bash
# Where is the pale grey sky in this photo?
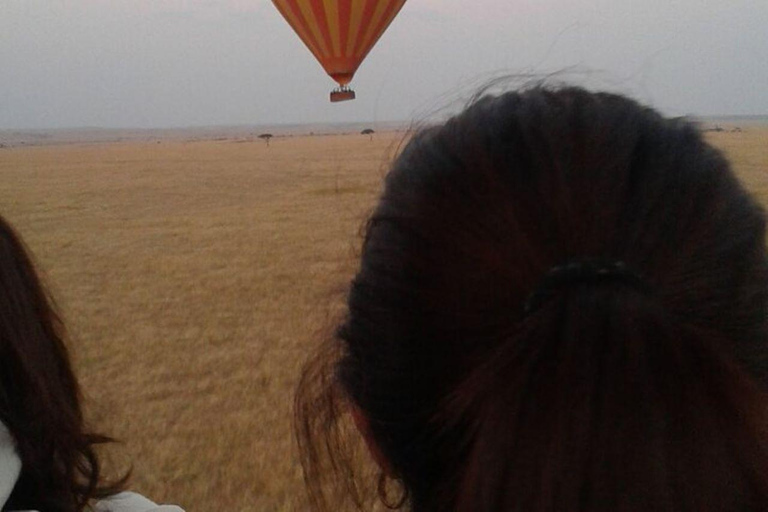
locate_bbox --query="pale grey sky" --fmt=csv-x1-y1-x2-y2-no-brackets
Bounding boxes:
1,0,766,129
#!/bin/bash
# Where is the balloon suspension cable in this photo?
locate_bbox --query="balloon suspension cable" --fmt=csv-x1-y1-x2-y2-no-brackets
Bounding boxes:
331,85,356,103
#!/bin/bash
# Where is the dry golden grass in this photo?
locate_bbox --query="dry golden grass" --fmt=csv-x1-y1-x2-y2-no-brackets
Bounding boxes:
0,127,766,511
706,129,768,202
0,133,399,511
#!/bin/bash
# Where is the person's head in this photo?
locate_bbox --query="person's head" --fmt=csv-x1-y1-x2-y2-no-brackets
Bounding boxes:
297,86,768,511
0,215,124,511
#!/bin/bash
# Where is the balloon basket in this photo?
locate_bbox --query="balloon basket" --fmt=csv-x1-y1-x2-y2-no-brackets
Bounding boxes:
330,86,356,103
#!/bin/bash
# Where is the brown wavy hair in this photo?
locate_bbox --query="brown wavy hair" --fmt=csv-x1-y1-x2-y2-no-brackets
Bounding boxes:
296,87,768,511
0,216,126,511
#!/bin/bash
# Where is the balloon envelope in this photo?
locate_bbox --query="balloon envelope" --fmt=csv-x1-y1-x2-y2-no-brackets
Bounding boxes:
272,0,407,87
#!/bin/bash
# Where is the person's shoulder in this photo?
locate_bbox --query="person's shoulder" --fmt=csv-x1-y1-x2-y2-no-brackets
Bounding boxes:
91,491,184,512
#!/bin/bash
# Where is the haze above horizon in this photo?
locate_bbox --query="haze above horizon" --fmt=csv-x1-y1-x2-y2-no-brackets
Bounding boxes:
1,1,766,130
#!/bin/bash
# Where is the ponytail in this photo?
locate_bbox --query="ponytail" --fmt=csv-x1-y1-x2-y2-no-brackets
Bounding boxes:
296,86,768,512
452,285,768,511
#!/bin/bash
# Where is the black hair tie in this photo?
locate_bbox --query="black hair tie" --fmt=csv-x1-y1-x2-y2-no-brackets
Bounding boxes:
523,260,651,315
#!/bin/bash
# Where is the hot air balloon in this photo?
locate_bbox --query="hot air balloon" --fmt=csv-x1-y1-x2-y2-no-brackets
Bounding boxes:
272,0,407,102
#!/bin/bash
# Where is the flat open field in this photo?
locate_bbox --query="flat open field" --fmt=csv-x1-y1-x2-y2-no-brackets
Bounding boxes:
0,127,766,511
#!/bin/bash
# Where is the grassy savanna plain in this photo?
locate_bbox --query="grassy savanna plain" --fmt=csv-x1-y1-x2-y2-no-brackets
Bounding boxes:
0,127,766,511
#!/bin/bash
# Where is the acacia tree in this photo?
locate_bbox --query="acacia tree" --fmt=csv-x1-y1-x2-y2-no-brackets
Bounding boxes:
361,128,374,141
258,133,273,146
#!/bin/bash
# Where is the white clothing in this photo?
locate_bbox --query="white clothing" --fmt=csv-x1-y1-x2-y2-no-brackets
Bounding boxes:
0,423,22,507
0,422,183,512
92,492,184,512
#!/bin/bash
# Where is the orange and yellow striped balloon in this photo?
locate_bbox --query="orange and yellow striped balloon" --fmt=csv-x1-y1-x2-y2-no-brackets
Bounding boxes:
272,0,407,87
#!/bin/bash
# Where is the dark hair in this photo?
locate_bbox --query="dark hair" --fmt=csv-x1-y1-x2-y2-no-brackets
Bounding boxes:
296,86,768,511
0,216,126,511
